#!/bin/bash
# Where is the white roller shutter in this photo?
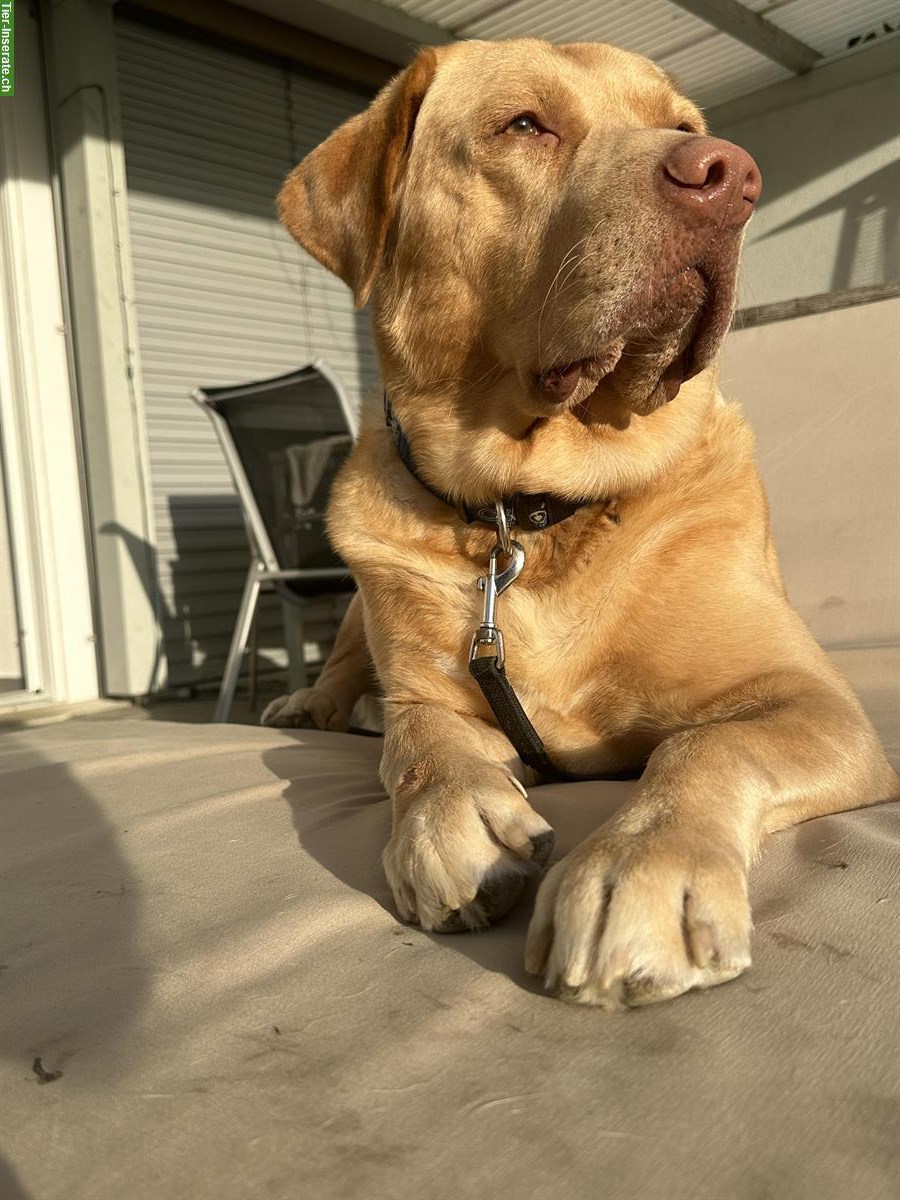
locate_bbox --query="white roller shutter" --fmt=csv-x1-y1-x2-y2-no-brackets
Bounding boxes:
115,17,378,690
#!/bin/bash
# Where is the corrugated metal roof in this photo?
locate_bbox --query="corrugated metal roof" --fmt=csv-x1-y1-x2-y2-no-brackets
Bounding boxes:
761,0,900,58
384,0,499,26
364,0,900,105
659,33,793,110
466,0,713,60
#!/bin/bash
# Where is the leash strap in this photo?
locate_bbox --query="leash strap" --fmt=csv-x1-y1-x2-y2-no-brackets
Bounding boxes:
467,540,568,778
468,654,576,782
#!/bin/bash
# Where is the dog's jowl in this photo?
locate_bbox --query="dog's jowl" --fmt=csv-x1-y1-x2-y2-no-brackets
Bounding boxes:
265,39,899,1008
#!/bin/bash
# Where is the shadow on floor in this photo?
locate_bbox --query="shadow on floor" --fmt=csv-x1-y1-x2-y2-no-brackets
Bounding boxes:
0,1156,32,1200
0,745,147,1088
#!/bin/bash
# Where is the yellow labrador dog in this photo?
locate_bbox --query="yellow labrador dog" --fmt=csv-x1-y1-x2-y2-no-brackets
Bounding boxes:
264,39,898,1007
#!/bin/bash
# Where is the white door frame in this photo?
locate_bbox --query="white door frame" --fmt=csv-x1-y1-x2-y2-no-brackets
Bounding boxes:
0,6,98,709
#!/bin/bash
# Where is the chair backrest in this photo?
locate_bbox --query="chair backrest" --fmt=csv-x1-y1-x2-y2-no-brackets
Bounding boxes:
192,361,358,573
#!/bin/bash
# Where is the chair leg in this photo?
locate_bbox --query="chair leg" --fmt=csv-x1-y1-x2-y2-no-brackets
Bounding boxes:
248,608,259,711
282,600,308,693
215,564,262,723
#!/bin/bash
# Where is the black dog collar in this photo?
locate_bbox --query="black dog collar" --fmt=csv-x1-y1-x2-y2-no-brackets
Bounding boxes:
384,391,591,532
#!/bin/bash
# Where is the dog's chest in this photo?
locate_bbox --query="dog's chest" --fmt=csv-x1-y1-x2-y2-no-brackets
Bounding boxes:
343,486,678,744
420,553,627,722
490,579,617,708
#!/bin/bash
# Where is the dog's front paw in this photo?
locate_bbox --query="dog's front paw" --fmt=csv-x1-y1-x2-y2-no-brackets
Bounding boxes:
525,825,751,1007
260,688,350,731
383,770,554,933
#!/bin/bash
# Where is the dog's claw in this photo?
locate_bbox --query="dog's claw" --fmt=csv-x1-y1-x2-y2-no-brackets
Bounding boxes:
431,871,529,934
529,829,555,866
433,909,473,934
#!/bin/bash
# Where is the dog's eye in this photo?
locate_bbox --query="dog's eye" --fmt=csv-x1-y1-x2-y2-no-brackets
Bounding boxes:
505,114,542,136
676,122,696,134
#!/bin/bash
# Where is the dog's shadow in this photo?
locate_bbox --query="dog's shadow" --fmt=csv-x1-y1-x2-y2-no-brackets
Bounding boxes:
261,731,634,993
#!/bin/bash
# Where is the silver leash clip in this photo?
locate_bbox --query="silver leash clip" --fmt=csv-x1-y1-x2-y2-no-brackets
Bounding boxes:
469,536,525,668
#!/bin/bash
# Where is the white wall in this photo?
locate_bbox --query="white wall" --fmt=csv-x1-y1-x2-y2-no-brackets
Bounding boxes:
711,41,900,308
720,297,900,652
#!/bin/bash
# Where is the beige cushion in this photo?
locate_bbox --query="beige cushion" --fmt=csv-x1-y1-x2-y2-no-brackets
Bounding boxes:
1,712,897,1200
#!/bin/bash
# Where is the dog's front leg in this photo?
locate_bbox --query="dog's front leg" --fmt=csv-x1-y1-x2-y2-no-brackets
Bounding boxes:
526,675,898,1008
380,702,555,932
262,592,375,731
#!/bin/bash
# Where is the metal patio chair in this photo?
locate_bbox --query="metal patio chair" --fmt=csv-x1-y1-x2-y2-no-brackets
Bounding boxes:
192,361,358,722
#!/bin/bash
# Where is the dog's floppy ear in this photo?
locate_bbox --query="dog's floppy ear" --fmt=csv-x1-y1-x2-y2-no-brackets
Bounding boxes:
278,49,439,308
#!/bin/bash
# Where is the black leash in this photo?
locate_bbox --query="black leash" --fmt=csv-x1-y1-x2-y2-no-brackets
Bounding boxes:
386,392,642,784
469,655,573,780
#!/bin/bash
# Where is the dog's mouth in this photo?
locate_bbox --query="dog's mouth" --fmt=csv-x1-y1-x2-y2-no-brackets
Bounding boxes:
535,259,736,415
679,263,735,378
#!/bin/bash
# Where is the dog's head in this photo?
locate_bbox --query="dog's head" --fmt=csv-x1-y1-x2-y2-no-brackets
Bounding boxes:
280,39,760,420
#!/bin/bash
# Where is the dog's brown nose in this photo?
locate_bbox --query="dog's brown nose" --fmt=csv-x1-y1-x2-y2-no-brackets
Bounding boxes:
661,137,761,226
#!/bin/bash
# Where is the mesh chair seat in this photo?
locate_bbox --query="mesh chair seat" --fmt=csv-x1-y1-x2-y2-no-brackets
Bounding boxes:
192,362,358,720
